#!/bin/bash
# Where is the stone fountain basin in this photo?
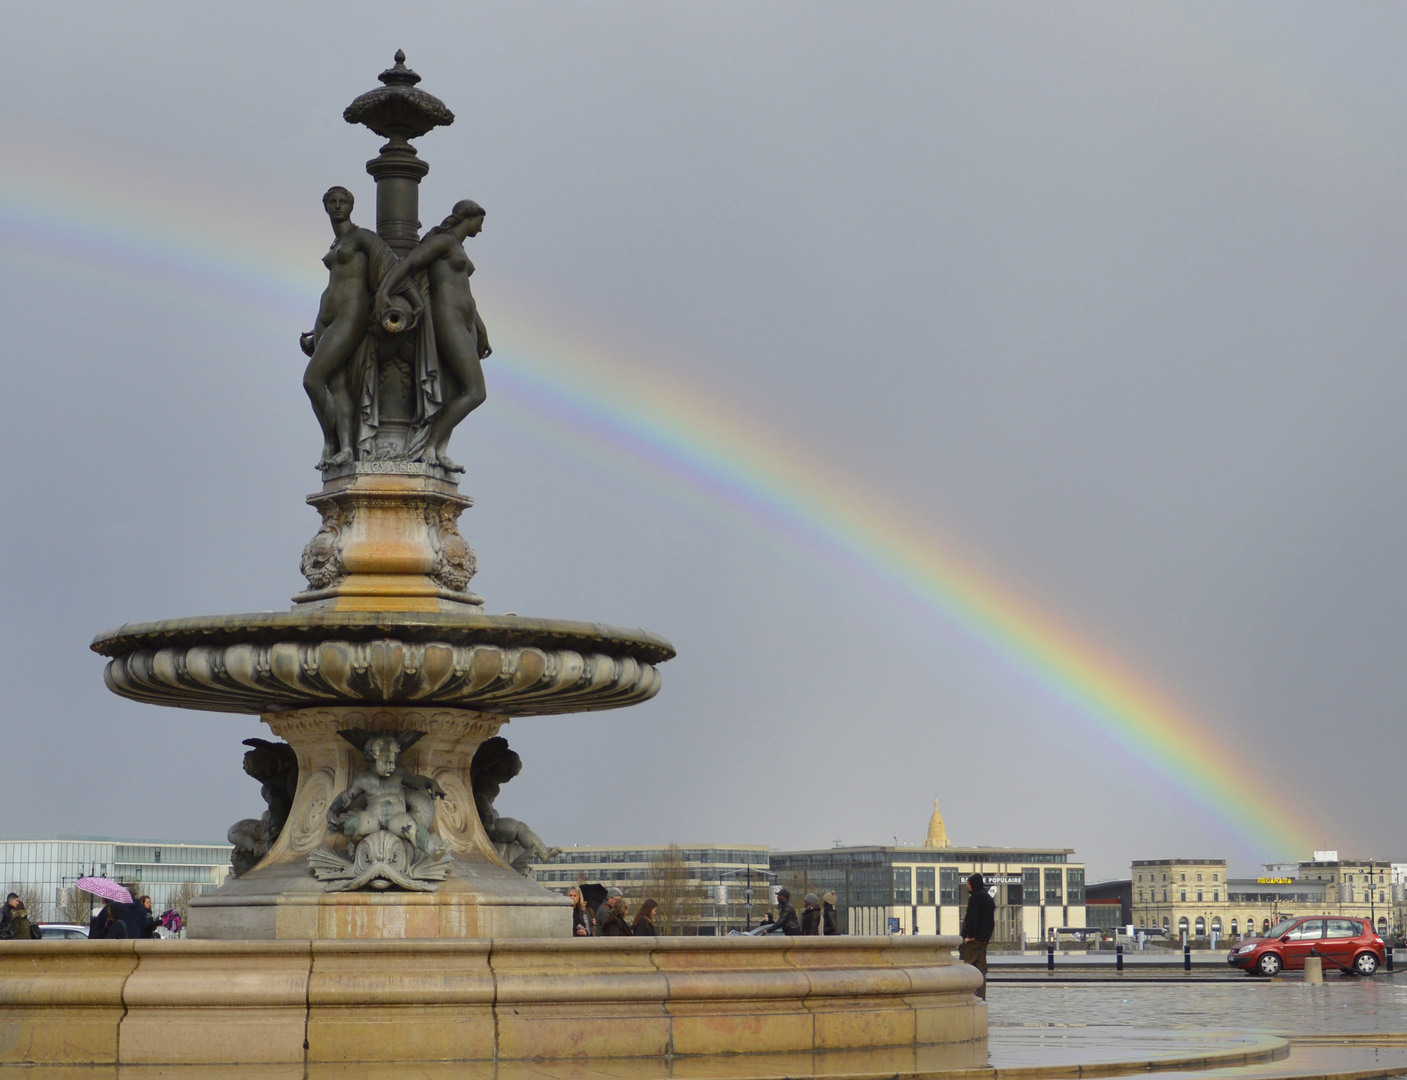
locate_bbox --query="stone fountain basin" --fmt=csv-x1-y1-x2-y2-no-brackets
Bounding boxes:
91,611,674,715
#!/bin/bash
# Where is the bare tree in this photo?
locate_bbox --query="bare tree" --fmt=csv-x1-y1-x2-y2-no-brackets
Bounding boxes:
59,887,96,926
168,882,203,929
640,844,707,935
8,884,46,924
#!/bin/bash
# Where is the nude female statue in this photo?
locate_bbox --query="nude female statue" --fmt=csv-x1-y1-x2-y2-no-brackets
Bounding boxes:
301,186,398,467
375,200,492,472
326,729,446,856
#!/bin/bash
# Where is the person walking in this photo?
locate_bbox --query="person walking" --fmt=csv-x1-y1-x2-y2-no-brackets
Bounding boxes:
821,891,839,936
595,886,625,931
632,899,659,936
137,896,160,939
5,900,39,940
960,873,995,1000
599,899,633,937
567,887,592,936
762,888,801,935
0,894,19,939
800,894,823,935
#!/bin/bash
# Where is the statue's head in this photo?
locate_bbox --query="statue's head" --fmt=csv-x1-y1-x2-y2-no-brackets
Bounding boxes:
322,185,355,222
430,199,485,238
470,736,522,783
337,728,425,777
241,738,294,782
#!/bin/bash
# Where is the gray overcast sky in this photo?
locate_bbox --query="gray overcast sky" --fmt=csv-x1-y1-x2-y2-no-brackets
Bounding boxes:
0,2,1402,880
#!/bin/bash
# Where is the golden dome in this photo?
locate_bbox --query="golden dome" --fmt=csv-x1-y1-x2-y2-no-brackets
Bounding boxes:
924,797,949,849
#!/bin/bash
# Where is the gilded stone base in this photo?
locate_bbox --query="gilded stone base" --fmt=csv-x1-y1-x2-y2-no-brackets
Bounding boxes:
190,705,571,940
0,937,985,1067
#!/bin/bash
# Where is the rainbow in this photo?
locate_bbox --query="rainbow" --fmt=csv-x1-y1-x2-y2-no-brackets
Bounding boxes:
0,162,1325,861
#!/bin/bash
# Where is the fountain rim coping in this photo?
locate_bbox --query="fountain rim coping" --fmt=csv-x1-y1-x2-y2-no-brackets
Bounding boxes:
90,611,675,665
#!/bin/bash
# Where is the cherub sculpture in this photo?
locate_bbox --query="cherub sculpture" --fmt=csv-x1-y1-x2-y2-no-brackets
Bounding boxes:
469,737,561,875
309,729,452,891
227,738,299,878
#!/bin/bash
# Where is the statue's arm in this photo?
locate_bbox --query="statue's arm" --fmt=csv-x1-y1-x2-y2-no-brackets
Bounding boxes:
377,237,443,303
475,311,491,358
325,776,365,826
403,772,447,799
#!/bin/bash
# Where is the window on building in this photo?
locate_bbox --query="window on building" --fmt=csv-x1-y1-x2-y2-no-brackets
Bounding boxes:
1178,916,1189,937
1137,889,1143,902
1196,891,1203,902
1211,917,1222,935
1213,873,1219,881
1180,873,1186,882
1213,891,1219,902
892,867,911,905
1043,868,1062,905
1162,889,1168,902
1180,890,1186,902
1230,918,1239,936
940,868,959,904
1194,916,1205,937
916,867,935,905
1196,873,1203,882
1066,868,1084,904
1023,868,1040,906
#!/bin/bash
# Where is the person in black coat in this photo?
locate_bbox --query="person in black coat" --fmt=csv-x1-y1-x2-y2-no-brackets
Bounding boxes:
800,894,823,936
821,891,839,936
567,887,592,937
631,899,659,936
959,873,996,1000
762,888,801,935
598,900,633,937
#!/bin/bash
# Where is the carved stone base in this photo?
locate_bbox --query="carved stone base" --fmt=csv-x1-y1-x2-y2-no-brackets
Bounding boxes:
294,467,483,613
190,705,570,940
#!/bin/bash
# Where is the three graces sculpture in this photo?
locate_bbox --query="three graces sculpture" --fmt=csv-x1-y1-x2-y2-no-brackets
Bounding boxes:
300,51,490,473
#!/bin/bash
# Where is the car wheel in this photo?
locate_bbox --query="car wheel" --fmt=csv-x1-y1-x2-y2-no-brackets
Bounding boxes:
1353,952,1378,976
1257,953,1282,977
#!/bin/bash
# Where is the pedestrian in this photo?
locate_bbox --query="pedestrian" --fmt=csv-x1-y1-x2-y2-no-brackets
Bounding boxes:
599,899,633,937
88,898,113,940
0,894,19,939
595,886,625,932
632,899,659,936
801,893,822,935
138,896,160,939
762,888,801,935
567,887,592,937
5,900,39,940
959,873,995,1000
821,890,839,936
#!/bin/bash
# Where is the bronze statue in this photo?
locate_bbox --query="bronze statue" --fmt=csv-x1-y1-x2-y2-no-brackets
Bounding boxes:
227,738,299,877
326,729,445,854
300,186,399,467
376,200,492,472
469,737,559,875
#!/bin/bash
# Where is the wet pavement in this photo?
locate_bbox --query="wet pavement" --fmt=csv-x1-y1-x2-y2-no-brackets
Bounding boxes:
988,972,1407,1035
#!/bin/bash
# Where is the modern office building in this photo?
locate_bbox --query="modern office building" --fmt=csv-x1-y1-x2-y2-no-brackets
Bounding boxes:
0,836,233,921
1084,879,1132,932
770,803,1085,942
530,844,772,935
1132,852,1404,940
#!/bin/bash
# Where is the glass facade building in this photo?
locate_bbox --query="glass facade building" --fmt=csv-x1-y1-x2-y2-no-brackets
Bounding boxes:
770,845,1085,942
0,836,233,921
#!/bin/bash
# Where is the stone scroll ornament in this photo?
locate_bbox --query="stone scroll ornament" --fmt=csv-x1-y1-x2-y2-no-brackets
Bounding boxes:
227,739,299,878
309,729,452,891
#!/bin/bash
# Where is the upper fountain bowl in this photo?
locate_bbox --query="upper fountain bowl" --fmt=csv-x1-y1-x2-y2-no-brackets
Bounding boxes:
91,611,674,716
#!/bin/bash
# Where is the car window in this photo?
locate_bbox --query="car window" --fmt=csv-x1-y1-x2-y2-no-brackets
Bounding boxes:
1264,919,1296,939
1287,919,1324,940
1325,919,1359,939
65,929,89,939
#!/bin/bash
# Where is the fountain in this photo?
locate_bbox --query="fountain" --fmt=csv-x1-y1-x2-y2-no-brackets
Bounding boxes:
1,53,985,1071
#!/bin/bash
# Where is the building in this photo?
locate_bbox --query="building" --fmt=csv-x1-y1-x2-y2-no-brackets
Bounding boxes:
1132,852,1405,941
771,802,1085,941
1084,879,1132,933
530,844,772,935
0,836,233,921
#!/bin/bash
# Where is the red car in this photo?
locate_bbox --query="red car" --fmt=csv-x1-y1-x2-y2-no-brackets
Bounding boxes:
1228,916,1384,976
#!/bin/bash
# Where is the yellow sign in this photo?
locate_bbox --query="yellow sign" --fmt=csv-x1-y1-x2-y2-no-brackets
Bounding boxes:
1256,877,1292,885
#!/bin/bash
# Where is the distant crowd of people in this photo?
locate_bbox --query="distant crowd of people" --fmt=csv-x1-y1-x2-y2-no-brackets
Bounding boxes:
564,885,842,937
0,891,182,941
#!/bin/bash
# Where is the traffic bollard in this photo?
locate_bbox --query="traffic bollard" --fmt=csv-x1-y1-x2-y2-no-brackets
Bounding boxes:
1183,944,1191,971
1047,944,1055,971
1116,944,1124,972
1387,947,1394,973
